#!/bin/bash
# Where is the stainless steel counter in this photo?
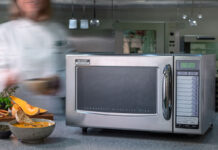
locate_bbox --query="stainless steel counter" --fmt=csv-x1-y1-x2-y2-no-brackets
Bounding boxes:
1,114,218,150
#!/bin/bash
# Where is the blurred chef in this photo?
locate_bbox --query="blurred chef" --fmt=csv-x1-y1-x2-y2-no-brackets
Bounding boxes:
0,0,70,114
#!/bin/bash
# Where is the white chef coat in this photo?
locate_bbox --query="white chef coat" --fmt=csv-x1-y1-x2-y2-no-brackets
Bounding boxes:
0,19,70,114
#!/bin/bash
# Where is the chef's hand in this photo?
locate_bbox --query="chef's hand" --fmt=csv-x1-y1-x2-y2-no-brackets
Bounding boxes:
1,70,18,87
24,76,60,95
6,73,17,87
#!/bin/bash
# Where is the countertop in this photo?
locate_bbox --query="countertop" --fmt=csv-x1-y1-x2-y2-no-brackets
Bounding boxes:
1,114,218,150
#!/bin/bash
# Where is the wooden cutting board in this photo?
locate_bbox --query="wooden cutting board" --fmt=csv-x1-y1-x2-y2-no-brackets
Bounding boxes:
0,113,54,122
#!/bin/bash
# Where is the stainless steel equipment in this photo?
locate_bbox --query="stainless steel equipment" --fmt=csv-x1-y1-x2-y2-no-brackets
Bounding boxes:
66,54,216,135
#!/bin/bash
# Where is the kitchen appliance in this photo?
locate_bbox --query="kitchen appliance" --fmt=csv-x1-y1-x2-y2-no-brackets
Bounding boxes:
66,54,216,135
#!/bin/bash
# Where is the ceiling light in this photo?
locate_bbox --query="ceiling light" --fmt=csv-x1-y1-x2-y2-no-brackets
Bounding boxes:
90,19,100,27
69,18,77,29
197,14,203,19
80,19,89,29
182,14,188,20
69,0,77,29
90,0,100,27
189,19,197,26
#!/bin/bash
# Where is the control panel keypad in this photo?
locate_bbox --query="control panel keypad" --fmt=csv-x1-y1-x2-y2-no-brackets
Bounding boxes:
176,71,199,129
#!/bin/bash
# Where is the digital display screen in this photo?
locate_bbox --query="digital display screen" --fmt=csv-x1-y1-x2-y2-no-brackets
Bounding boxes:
180,62,196,69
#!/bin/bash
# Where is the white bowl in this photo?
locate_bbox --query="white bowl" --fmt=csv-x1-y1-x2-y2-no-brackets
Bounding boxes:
9,118,55,143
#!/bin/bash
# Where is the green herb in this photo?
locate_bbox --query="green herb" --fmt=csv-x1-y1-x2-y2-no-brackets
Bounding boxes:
0,86,18,110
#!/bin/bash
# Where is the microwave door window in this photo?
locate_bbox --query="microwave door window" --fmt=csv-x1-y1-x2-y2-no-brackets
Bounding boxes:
76,66,157,114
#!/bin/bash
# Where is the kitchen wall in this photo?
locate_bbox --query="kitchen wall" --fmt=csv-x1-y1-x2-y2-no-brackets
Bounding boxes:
50,5,218,54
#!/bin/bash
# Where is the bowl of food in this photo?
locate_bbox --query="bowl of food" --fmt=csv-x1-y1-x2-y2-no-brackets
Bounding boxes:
0,122,12,139
9,118,55,143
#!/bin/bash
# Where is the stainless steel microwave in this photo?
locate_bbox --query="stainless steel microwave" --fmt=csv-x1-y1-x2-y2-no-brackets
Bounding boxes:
66,54,216,135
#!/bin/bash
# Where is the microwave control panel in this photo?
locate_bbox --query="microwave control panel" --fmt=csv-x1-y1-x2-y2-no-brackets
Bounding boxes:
176,60,200,129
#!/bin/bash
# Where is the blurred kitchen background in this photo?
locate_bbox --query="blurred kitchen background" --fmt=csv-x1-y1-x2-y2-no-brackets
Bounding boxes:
1,0,218,56
1,0,218,111
0,1,218,55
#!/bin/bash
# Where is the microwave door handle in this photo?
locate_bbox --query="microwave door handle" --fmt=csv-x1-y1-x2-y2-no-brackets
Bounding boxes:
162,64,172,120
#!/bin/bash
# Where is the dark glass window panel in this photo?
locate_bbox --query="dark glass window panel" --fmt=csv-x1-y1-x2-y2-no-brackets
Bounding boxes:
76,66,157,114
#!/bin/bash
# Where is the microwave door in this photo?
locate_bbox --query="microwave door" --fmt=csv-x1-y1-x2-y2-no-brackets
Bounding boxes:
66,55,174,133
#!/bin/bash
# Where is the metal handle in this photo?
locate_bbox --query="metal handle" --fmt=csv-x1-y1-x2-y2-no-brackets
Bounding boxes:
162,64,172,120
